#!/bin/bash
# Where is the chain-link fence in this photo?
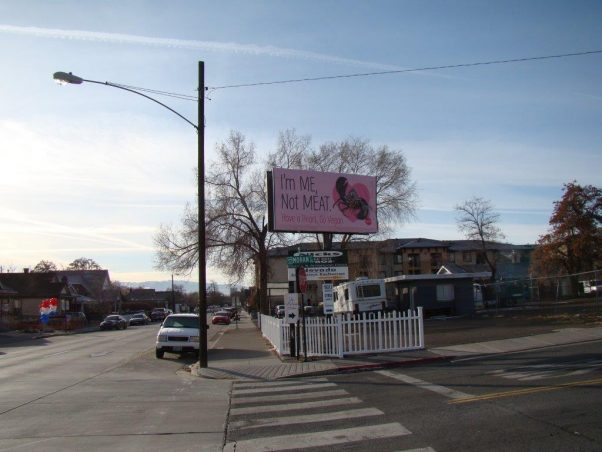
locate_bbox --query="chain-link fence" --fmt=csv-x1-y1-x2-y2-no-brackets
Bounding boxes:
478,270,602,313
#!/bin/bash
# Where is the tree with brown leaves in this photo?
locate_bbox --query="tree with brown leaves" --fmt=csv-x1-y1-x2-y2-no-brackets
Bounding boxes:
531,182,602,291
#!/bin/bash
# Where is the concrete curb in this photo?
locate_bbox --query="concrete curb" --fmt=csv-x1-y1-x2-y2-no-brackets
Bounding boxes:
281,355,456,379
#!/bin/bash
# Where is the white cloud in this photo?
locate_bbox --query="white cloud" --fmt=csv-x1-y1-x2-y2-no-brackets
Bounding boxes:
0,24,407,71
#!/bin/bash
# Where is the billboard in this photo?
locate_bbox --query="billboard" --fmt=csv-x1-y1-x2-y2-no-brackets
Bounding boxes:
268,168,378,234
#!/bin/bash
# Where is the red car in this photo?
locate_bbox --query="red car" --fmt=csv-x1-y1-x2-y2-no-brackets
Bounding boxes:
211,311,231,325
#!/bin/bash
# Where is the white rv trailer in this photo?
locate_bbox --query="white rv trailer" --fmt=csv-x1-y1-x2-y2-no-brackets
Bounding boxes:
333,278,388,314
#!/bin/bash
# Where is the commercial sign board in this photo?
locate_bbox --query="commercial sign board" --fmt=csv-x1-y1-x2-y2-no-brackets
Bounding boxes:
268,168,378,234
287,250,349,282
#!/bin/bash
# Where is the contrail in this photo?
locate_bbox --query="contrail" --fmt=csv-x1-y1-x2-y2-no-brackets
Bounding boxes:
0,24,404,71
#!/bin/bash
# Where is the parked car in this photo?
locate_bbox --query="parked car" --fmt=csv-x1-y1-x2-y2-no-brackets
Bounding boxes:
155,314,200,358
100,315,128,330
224,307,240,320
129,312,150,326
150,308,172,322
211,311,231,325
275,305,285,318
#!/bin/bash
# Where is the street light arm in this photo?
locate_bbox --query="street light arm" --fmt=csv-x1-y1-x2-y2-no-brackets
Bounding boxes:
53,64,208,368
53,72,198,131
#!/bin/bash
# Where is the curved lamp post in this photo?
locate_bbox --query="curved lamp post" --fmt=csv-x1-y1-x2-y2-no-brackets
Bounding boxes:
53,62,208,368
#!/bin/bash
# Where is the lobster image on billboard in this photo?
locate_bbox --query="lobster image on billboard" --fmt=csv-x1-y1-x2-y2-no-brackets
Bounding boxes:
268,168,378,234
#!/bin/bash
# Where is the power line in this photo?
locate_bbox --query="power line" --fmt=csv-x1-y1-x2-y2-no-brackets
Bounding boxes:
112,83,198,101
208,49,602,90
111,49,602,99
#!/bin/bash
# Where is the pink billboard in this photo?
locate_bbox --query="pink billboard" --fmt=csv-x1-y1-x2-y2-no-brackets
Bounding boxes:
269,168,378,234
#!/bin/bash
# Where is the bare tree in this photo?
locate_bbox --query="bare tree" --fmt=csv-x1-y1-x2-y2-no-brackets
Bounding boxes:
33,260,59,272
154,204,199,275
67,257,102,270
155,130,291,314
455,197,505,279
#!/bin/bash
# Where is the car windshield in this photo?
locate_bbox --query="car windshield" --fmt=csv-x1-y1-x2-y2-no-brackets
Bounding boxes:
106,315,121,321
215,312,229,316
162,316,198,328
133,314,144,318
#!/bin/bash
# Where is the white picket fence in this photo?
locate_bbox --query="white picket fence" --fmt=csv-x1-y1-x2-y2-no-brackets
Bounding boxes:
261,307,424,358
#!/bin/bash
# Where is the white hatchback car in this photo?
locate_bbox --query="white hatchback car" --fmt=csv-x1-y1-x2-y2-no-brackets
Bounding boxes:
155,313,200,358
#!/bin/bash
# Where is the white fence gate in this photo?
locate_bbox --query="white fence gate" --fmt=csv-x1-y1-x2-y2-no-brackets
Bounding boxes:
261,308,424,358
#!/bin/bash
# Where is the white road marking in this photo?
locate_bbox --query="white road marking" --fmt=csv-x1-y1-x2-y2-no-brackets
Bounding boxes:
232,382,336,395
223,422,410,451
232,389,349,404
229,397,362,415
230,407,384,430
488,359,602,381
376,370,473,400
233,378,327,389
396,448,437,452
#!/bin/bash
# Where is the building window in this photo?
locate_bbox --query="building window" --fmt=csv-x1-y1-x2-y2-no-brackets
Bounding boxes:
437,284,454,301
476,252,486,264
463,251,472,263
408,253,420,267
430,253,442,273
394,254,403,264
449,252,455,263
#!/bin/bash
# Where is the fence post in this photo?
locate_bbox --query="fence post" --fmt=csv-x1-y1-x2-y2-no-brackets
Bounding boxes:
417,306,424,348
408,309,414,347
377,310,383,351
336,314,344,358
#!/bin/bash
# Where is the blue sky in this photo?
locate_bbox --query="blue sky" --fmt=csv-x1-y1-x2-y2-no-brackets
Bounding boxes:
1,1,601,284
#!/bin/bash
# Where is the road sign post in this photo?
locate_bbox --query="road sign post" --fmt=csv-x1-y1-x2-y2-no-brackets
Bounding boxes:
285,293,299,358
296,267,308,360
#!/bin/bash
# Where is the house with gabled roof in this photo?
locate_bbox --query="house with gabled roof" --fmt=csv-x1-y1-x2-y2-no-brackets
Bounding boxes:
0,269,116,328
0,272,76,329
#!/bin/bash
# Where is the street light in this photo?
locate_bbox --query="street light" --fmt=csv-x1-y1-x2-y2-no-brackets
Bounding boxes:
53,62,209,368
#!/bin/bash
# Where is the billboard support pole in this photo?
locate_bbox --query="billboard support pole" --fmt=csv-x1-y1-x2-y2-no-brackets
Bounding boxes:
301,292,307,360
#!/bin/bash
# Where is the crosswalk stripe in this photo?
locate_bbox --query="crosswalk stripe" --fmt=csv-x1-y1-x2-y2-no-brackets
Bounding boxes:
232,389,349,405
396,448,437,452
376,370,472,400
233,378,326,389
230,407,384,430
232,382,336,395
223,422,411,451
229,396,362,415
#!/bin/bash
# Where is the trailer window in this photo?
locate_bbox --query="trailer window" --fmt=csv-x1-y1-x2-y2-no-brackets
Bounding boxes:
357,284,381,298
344,288,349,301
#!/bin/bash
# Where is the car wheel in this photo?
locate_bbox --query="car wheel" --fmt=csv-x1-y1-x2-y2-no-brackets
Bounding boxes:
155,349,164,359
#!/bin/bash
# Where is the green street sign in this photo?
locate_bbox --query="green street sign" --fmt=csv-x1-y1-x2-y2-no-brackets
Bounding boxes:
287,254,316,267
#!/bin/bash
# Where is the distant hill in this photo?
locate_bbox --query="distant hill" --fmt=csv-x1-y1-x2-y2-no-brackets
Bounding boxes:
122,280,232,295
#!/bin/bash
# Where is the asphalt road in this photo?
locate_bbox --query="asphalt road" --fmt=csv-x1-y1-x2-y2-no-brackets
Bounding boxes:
0,321,230,452
225,341,602,451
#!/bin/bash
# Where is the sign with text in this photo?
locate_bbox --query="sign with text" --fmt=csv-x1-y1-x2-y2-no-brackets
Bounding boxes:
287,266,349,282
287,250,349,281
322,283,334,315
268,168,378,234
285,293,300,324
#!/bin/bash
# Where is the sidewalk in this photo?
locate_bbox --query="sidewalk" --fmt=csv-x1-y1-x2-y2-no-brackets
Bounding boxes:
191,312,602,381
